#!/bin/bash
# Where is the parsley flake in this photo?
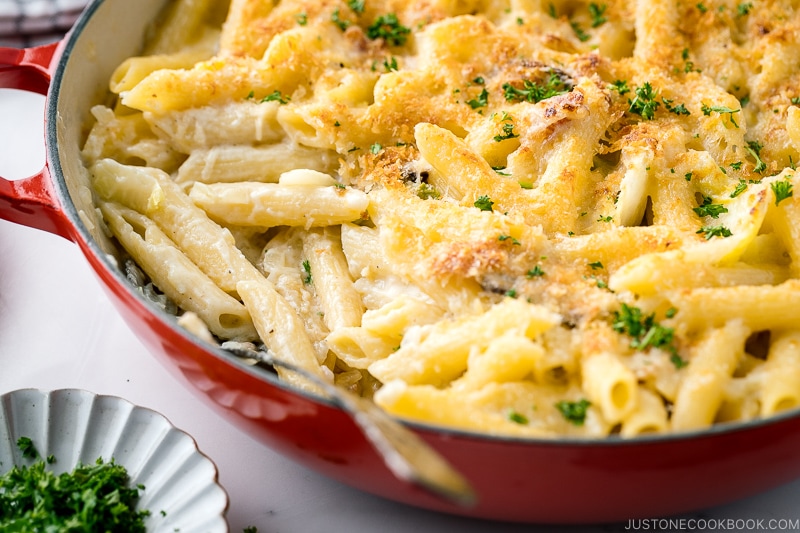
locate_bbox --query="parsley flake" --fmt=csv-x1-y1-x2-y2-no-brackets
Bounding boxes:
366,13,411,46
772,180,794,206
589,3,608,27
697,224,733,240
467,88,489,109
383,56,398,71
555,399,591,425
474,195,495,211
508,411,529,424
417,183,440,200
628,83,661,120
701,103,741,128
526,265,545,278
331,8,351,31
570,21,591,42
493,122,519,142
502,72,571,103
498,234,521,245
693,195,729,218
746,140,767,173
261,90,290,104
17,436,38,460
731,178,748,197
347,0,365,13
612,304,682,364
610,79,630,95
737,1,753,15
663,98,690,116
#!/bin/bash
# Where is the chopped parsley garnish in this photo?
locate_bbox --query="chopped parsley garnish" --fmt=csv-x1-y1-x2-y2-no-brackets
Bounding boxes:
17,436,38,460
663,98,690,116
508,411,529,424
589,3,608,27
588,261,604,270
1,438,150,532
505,289,518,298
331,8,351,31
261,90,290,104
731,178,748,197
685,172,693,181
612,304,683,365
302,260,312,284
697,2,708,12
417,183,440,200
610,79,630,95
383,56,398,71
467,88,489,109
628,83,661,120
693,195,729,218
570,21,591,42
526,265,545,278
555,399,591,425
474,195,495,211
370,143,383,154
493,121,519,142
772,180,794,206
737,1,753,15
498,234,521,245
366,13,411,46
502,72,570,103
697,224,733,240
731,161,743,170
701,103,740,127
295,13,308,25
347,0,365,13
746,140,767,173
597,214,613,222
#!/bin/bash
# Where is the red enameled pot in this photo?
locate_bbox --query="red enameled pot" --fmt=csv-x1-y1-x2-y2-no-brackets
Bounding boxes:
3,0,800,524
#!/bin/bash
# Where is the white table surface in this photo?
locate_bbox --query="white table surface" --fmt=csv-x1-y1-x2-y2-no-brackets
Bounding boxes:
2,87,800,533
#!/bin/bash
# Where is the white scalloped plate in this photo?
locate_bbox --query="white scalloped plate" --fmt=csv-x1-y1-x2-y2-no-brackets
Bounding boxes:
0,388,228,532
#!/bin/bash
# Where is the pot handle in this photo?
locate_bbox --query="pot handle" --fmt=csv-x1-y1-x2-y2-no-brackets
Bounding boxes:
0,42,73,240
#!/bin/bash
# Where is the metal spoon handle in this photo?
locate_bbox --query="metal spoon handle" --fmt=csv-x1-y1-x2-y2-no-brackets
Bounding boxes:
254,351,476,507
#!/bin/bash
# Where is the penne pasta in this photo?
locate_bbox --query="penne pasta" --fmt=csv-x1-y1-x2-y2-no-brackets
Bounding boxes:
82,0,800,438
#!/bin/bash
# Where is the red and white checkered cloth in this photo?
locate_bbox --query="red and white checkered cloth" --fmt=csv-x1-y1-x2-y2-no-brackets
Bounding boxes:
0,0,87,47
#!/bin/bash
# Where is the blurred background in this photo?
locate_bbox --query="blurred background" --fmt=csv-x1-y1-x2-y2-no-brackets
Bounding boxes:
0,0,87,47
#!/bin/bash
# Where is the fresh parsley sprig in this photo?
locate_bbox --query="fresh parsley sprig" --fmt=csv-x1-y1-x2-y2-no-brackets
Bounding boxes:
772,180,794,206
612,304,685,366
693,195,729,218
555,399,591,425
628,82,661,120
697,224,733,240
502,72,571,104
366,13,411,45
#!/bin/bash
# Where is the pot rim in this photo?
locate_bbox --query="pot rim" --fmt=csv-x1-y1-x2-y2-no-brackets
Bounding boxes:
42,0,800,450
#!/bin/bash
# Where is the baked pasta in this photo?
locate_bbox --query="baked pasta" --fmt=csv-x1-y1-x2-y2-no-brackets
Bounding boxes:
83,0,800,438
